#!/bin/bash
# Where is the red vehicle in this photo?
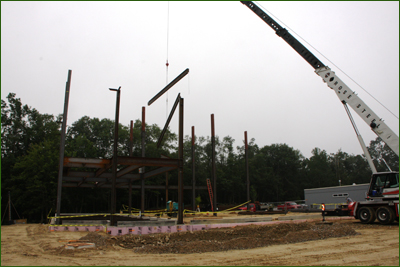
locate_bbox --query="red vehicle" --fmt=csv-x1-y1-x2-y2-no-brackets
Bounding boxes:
324,198,356,216
277,202,301,210
238,203,256,212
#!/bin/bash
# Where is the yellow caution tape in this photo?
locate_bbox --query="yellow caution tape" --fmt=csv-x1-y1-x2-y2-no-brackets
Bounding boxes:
183,200,252,214
47,213,130,219
50,224,107,227
120,205,167,213
49,201,252,220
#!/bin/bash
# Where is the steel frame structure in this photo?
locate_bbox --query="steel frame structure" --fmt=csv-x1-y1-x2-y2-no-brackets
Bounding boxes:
56,69,208,226
61,156,181,188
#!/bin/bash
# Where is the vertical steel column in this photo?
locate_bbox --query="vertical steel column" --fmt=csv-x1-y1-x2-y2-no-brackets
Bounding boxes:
177,97,184,224
110,86,121,226
129,120,133,215
191,126,196,211
245,131,250,210
8,191,11,223
140,107,146,215
56,69,72,223
165,172,169,204
211,114,217,215
129,120,134,156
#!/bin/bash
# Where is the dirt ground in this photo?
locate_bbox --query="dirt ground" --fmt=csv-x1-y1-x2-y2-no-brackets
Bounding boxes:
1,218,398,266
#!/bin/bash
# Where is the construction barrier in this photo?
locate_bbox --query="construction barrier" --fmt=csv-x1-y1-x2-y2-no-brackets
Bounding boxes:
119,200,253,216
48,216,354,236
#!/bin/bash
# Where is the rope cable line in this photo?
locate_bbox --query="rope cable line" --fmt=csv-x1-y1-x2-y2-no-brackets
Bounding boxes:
166,1,170,119
255,1,399,120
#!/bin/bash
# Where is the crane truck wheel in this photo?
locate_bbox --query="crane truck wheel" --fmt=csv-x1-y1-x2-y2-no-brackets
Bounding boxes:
376,206,395,225
358,207,376,224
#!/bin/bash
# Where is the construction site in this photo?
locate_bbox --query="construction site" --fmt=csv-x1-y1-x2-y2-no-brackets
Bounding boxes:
2,1,399,266
1,215,399,266
4,61,393,264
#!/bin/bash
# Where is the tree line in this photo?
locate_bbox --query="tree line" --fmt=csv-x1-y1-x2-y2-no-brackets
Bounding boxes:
1,93,398,223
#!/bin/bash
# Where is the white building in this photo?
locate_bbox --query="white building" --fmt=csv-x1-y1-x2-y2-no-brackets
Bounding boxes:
304,184,369,209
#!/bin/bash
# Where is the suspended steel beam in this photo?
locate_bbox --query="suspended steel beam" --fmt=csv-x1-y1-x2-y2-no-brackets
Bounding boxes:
147,68,189,106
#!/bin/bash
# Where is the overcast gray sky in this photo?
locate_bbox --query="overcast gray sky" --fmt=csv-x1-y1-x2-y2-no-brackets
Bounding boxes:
1,1,399,158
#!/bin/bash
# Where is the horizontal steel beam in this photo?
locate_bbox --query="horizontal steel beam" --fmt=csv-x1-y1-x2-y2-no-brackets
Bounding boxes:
62,183,207,190
63,168,177,184
143,166,178,180
64,157,110,168
117,165,140,178
117,156,180,167
63,177,132,184
64,156,179,169
64,171,139,180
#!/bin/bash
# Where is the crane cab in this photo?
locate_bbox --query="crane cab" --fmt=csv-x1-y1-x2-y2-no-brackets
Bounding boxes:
367,172,399,200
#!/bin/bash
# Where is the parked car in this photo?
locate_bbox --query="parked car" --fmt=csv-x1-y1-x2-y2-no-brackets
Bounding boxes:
277,202,301,210
238,203,257,212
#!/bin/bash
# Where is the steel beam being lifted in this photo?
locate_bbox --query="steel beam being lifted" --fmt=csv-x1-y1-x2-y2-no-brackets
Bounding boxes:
147,69,189,106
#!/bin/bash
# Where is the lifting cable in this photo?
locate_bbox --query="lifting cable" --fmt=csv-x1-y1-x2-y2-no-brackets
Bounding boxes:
256,1,399,120
165,1,170,119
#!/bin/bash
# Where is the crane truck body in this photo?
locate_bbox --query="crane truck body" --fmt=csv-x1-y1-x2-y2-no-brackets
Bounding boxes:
241,1,399,224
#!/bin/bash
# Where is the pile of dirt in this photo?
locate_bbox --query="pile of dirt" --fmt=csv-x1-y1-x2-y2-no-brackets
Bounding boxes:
79,221,361,254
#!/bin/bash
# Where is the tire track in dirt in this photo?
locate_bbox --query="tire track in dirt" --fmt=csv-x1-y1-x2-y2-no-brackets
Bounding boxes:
1,221,399,266
218,227,399,266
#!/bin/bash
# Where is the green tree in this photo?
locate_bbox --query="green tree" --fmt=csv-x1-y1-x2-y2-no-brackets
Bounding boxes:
10,139,59,222
251,143,304,202
368,137,399,172
303,148,334,189
1,93,60,222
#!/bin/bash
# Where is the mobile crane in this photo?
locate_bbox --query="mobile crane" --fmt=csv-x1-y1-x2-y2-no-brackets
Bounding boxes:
241,1,399,224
